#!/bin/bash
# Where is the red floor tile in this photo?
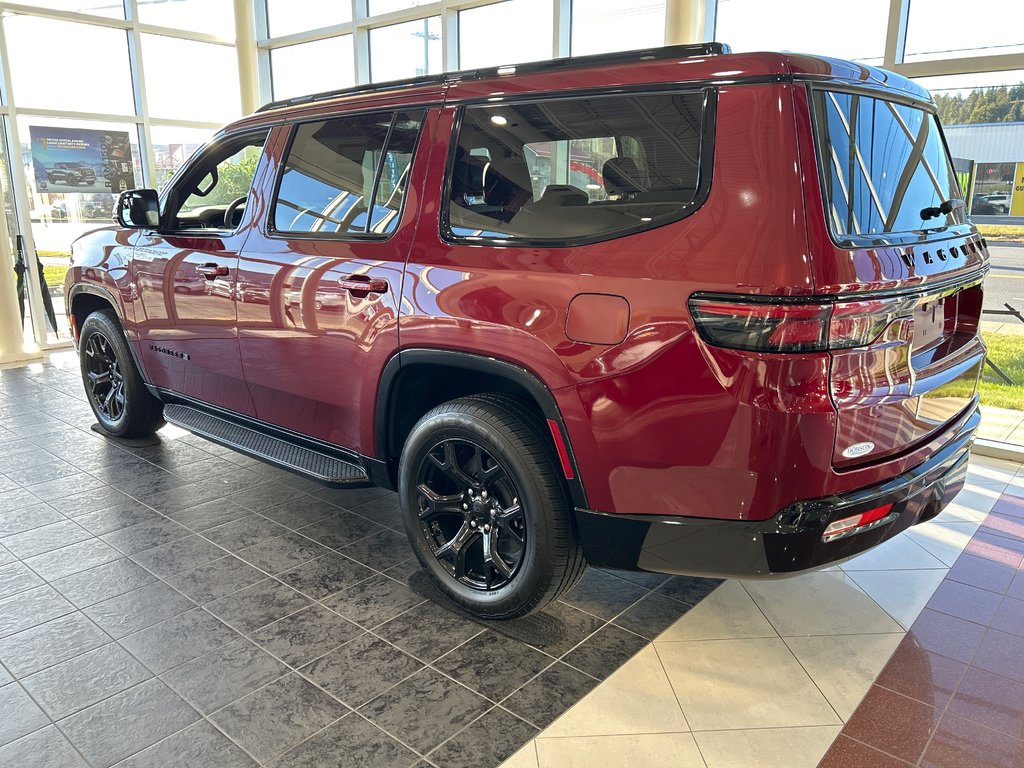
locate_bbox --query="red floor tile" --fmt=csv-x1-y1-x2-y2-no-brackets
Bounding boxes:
992,494,1024,520
907,609,988,664
980,513,1024,545
874,636,965,709
948,665,1024,738
926,580,1002,626
920,712,1024,768
817,735,913,768
966,531,1024,561
1007,570,1024,602
947,553,1017,594
842,685,941,764
970,628,1024,683
990,595,1024,638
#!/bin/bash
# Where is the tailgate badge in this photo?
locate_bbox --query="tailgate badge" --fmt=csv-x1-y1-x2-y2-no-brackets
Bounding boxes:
842,442,875,459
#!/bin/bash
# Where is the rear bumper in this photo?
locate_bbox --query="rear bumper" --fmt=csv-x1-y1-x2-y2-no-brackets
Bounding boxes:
576,402,979,578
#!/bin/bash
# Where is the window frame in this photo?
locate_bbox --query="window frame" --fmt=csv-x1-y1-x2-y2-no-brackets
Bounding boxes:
806,83,974,249
439,86,717,249
158,127,273,238
266,107,429,242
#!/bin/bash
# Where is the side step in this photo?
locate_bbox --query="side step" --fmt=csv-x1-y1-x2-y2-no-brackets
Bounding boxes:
163,404,369,486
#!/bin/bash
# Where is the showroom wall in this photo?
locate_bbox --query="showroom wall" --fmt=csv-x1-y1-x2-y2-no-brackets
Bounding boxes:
1,0,1022,353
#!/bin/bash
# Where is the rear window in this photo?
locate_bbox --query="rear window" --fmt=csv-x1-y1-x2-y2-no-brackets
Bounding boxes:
812,89,966,244
444,91,711,244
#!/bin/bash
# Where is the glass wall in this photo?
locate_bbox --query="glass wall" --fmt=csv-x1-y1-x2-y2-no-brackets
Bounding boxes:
370,17,442,82
904,0,1024,63
271,36,355,99
571,0,666,56
459,0,553,68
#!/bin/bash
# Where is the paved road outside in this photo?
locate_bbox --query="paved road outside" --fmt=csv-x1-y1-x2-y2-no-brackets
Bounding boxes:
984,244,1024,321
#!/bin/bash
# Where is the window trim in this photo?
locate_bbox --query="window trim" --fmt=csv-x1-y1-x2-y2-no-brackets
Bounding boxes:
807,83,974,250
438,87,717,249
265,107,428,243
158,127,273,239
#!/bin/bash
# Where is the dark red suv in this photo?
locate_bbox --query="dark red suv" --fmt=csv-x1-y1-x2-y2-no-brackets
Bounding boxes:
66,43,988,619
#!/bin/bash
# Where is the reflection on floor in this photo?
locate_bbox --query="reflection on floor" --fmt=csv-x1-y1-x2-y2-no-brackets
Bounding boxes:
502,455,1024,768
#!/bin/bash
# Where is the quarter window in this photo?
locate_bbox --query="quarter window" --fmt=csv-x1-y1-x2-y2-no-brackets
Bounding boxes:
444,92,709,243
273,110,425,237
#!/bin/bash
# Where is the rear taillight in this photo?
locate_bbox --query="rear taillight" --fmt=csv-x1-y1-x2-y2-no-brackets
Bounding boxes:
821,503,895,542
689,295,913,353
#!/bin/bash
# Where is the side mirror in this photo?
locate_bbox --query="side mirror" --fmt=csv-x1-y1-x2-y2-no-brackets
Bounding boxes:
116,189,160,229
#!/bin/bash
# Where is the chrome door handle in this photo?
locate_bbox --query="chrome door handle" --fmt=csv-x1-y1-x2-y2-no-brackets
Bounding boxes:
338,276,389,294
196,263,229,279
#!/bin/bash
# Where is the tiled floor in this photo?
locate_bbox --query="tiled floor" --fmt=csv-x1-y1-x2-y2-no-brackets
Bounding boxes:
0,354,719,768
501,455,1024,768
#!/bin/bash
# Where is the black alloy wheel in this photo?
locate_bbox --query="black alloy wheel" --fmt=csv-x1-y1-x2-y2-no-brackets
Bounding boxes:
84,331,126,424
414,438,527,591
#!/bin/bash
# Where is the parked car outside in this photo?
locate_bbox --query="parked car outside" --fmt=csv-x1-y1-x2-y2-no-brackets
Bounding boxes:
64,44,988,619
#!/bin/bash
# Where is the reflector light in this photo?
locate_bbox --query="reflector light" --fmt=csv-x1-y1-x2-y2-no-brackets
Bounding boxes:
822,503,895,542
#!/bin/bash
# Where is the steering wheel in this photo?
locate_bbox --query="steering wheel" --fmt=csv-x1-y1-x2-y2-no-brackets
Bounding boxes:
223,196,247,229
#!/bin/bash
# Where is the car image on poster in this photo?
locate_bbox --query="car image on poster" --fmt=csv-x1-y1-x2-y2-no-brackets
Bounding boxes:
30,125,136,195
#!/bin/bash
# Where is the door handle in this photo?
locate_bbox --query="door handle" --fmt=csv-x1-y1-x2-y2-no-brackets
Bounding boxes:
338,275,389,294
196,263,229,279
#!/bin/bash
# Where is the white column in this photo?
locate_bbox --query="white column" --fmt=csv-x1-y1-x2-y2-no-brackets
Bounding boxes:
665,0,709,46
235,0,261,114
0,211,32,364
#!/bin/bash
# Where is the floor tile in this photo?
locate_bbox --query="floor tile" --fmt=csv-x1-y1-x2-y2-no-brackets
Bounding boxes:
657,637,840,731
376,600,482,662
430,706,538,768
948,552,1018,593
990,594,1024,637
165,498,252,532
57,678,199,768
784,633,903,720
2,520,91,562
163,555,266,604
50,558,156,608
119,608,239,674
320,574,425,629
340,528,414,571
0,682,49,747
542,645,687,738
501,662,599,730
22,642,152,720
349,494,403,530
560,569,649,620
203,515,289,552
942,486,1001,520
907,608,988,663
131,534,226,579
840,532,947,571
654,574,722,605
657,580,776,641
228,482,310,514
0,561,44,599
562,623,647,680
277,552,374,600
83,581,194,639
818,734,914,767
926,578,1004,625
522,600,604,658
906,521,980,566
846,568,947,629
948,664,1024,737
250,604,362,667
0,724,87,768
101,516,192,556
268,501,363,535
874,636,966,709
72,503,161,537
300,633,422,709
921,711,1024,768
0,612,109,678
693,725,841,768
0,502,65,537
612,592,695,640
210,673,347,764
24,538,123,581
206,579,311,633
535,732,705,768
0,585,74,638
161,638,288,715
114,720,257,768
270,712,416,768
27,472,106,503
435,629,552,702
142,483,230,517
361,667,489,754
235,531,332,575
744,572,903,636
843,685,940,764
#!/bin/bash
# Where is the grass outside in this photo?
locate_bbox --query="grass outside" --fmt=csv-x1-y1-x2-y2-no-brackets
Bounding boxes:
42,264,70,288
978,224,1024,243
978,332,1024,411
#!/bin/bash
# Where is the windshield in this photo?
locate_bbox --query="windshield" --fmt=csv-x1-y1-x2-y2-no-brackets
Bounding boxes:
811,89,965,243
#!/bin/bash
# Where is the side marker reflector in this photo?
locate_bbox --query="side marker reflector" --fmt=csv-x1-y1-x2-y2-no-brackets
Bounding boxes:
547,419,574,480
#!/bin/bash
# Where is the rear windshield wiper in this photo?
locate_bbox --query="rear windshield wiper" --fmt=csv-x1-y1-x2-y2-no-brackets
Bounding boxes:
921,198,965,221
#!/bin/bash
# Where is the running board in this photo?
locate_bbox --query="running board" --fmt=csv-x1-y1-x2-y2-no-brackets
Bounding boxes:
163,404,369,486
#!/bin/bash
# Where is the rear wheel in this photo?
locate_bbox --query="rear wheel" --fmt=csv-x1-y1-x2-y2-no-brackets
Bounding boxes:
398,395,585,619
79,309,164,438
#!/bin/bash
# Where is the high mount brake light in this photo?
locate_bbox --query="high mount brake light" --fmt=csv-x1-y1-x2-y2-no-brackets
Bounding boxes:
688,295,911,353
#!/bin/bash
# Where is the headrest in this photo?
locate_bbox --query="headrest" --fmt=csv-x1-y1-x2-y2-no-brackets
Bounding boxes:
602,157,644,197
484,156,534,209
452,154,489,203
533,185,589,208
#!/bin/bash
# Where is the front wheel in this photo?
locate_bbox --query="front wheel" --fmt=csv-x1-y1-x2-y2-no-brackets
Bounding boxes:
398,395,585,619
79,309,164,438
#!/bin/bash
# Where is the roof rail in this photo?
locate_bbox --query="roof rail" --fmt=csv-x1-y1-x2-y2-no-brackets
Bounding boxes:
256,41,731,114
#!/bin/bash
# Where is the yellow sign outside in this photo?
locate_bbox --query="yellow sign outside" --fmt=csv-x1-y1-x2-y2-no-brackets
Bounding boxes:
1011,162,1024,217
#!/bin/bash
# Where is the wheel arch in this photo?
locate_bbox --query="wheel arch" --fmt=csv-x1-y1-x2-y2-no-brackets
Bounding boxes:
375,349,587,508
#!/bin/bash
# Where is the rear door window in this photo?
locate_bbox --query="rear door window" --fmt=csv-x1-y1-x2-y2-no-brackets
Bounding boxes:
812,89,966,244
272,109,425,237
444,91,711,244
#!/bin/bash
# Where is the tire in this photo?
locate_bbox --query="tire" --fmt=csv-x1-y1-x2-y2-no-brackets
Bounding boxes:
78,309,164,438
398,394,586,619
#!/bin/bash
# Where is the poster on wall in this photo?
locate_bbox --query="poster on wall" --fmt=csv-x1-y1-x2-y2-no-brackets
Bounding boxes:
29,126,136,195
